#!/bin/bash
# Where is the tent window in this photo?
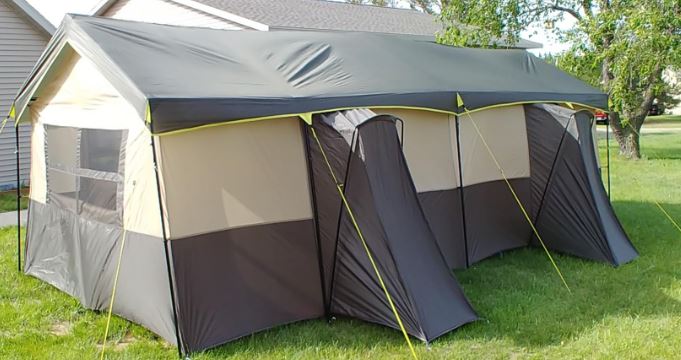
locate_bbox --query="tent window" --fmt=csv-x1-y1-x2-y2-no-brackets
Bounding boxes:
45,125,126,225
46,126,78,171
46,168,78,212
80,129,122,173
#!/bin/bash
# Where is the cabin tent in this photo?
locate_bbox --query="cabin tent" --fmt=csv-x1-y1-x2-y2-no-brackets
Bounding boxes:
10,15,637,355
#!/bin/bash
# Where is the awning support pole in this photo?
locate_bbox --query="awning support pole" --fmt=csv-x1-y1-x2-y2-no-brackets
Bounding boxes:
606,117,611,199
150,135,185,358
453,115,470,268
14,121,21,272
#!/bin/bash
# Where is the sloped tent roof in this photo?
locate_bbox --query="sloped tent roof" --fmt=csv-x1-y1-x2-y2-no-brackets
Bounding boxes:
13,15,607,134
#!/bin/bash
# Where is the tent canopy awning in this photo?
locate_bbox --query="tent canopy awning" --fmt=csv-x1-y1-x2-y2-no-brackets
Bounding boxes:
14,15,607,134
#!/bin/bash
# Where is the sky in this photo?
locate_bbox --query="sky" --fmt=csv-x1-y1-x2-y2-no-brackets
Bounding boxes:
26,0,569,55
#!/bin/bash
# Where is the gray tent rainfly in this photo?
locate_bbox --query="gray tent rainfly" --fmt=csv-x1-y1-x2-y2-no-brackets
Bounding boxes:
11,15,637,356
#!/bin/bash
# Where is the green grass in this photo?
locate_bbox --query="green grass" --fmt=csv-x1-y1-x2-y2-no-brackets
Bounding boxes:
1,132,680,359
644,115,681,128
0,188,29,213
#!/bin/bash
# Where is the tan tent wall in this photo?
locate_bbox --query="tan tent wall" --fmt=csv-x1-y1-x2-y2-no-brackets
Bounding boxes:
156,117,313,239
157,118,322,350
370,108,459,192
27,46,162,236
24,46,177,342
369,106,531,267
458,106,530,186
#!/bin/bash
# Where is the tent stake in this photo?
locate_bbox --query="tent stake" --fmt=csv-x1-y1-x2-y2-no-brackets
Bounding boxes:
150,135,185,358
301,122,329,319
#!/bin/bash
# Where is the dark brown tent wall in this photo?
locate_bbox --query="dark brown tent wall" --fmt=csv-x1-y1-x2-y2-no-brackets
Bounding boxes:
308,111,477,342
525,104,638,265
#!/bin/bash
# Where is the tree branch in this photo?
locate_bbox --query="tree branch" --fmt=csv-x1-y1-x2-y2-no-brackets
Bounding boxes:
551,4,582,20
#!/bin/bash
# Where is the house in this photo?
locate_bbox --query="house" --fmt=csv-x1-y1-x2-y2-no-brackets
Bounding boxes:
662,68,681,115
92,0,541,49
0,0,54,189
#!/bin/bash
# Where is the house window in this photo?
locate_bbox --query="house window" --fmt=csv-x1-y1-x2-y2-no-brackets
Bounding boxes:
45,125,126,224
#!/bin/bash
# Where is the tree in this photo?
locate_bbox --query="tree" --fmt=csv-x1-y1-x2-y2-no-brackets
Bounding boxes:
344,0,399,6
344,0,448,13
438,0,681,159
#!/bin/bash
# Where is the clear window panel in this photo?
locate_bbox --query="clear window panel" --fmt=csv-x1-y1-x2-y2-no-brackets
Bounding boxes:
46,126,79,171
80,129,122,173
47,168,77,212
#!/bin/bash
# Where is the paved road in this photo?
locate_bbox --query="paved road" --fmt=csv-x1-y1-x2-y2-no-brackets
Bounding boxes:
0,210,27,227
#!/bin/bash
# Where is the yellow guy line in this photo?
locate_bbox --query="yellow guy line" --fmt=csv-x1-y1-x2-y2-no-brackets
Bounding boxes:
460,107,572,293
309,127,419,360
609,120,681,236
656,202,681,235
0,117,8,135
99,229,128,360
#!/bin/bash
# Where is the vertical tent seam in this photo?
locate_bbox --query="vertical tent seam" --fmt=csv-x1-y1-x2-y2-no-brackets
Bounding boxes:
325,125,358,319
150,133,185,358
309,126,419,360
531,112,573,226
458,95,571,293
300,122,329,319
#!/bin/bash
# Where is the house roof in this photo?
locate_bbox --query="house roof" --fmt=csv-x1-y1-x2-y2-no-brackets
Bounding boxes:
6,0,55,35
15,16,602,134
93,0,541,49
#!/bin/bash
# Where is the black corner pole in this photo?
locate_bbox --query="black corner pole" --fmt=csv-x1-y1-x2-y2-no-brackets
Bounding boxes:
606,117,611,199
150,134,184,358
15,122,21,272
300,122,329,319
454,115,469,268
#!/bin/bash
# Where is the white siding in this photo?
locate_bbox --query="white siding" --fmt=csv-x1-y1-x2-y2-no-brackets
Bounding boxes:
103,0,245,30
0,0,48,189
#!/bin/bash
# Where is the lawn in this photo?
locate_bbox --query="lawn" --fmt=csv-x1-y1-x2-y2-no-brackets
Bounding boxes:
1,132,679,359
0,188,28,213
644,114,681,128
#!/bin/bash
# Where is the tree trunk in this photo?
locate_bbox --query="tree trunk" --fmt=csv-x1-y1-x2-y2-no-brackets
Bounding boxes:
609,112,644,159
621,132,641,159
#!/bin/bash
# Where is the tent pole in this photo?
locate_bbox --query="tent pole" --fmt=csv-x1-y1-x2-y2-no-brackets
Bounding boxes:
301,123,329,320
454,115,469,268
15,123,21,272
326,128,358,321
150,135,184,358
606,117,611,199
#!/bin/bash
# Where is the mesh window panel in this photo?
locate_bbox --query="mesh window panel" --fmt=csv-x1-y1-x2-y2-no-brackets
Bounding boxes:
47,168,77,212
80,129,122,173
78,177,119,224
45,125,125,225
46,126,79,171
